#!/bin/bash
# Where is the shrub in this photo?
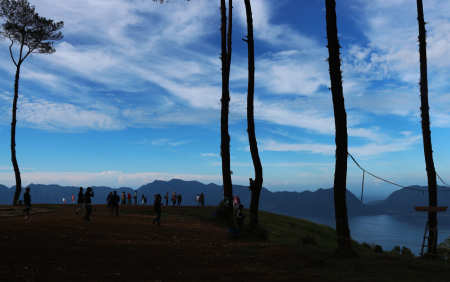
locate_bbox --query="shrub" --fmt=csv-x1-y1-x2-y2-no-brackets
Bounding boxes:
361,242,372,250
401,246,415,258
239,223,268,240
301,234,317,245
374,245,383,253
216,201,235,226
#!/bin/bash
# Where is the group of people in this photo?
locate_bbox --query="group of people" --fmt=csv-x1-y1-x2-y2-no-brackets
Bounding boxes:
167,192,183,206
196,193,205,206
75,187,94,222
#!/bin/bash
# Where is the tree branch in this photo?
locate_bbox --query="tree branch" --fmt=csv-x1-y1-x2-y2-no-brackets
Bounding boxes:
9,40,17,67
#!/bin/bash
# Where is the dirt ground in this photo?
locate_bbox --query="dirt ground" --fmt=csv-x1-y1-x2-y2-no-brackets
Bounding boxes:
0,204,311,282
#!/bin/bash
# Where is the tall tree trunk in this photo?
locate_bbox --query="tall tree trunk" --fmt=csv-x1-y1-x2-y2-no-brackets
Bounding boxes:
220,0,233,222
243,0,263,226
12,64,22,205
325,0,354,254
416,0,437,255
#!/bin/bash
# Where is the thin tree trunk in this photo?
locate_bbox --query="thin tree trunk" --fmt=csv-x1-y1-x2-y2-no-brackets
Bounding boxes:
12,64,22,205
220,0,233,222
243,0,263,226
325,0,354,254
416,0,437,255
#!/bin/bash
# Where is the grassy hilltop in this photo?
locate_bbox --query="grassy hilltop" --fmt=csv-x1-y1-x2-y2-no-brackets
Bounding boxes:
0,204,449,281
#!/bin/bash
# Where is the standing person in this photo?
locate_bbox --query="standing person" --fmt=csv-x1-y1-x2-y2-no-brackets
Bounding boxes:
76,187,84,215
141,194,145,205
83,187,94,223
133,191,137,205
196,194,200,206
121,191,126,205
171,191,177,207
22,187,31,217
110,191,120,216
177,193,182,206
152,194,162,226
107,192,112,209
164,192,169,206
127,193,132,205
235,204,246,231
200,192,205,206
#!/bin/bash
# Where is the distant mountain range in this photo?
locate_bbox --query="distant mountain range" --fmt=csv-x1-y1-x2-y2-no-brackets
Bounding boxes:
0,180,448,217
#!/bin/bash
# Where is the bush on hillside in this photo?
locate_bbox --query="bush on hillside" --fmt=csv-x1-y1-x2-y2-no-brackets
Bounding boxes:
437,236,450,260
301,234,317,245
216,201,235,226
239,223,268,240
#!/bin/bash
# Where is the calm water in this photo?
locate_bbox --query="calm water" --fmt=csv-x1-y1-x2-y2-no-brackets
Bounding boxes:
299,214,450,255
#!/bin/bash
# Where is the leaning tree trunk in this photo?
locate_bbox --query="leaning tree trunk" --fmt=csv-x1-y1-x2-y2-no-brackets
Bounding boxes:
12,64,22,205
243,0,263,226
220,0,234,223
416,0,438,255
325,0,354,254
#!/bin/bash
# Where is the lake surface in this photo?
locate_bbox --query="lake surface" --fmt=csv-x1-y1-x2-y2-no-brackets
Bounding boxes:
299,214,450,255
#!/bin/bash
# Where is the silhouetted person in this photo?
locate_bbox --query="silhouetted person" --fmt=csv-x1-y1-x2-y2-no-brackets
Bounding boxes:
107,192,112,209
235,204,246,231
134,191,137,205
153,194,162,226
164,192,169,205
196,194,200,206
110,191,120,216
22,187,31,217
127,193,132,205
141,194,145,205
171,191,177,206
177,193,182,206
83,187,94,223
200,192,205,206
121,191,126,205
76,187,84,215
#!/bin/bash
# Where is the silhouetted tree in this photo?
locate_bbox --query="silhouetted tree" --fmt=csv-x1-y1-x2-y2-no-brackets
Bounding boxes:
0,0,63,204
242,0,263,226
220,0,234,223
416,0,438,255
325,0,354,255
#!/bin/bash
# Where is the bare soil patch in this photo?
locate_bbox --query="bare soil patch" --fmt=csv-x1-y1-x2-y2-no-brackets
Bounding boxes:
0,204,309,282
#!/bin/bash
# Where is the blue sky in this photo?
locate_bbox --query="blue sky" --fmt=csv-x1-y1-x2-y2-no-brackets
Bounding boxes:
0,0,449,198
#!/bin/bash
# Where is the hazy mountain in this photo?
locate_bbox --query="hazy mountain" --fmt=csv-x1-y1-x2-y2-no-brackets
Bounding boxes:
372,185,450,214
0,179,384,216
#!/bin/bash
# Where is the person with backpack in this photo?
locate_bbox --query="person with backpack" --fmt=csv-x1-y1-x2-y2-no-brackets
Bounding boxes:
76,187,84,215
141,194,145,205
83,187,94,223
127,193,132,205
235,204,246,231
110,191,120,216
133,191,138,205
22,187,31,218
196,194,200,206
152,194,162,226
177,193,182,206
107,192,112,209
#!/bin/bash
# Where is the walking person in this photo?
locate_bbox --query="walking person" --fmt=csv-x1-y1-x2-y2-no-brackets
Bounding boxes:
134,191,138,205
235,204,246,231
171,191,177,207
152,194,162,226
121,191,126,205
22,187,31,218
127,193,132,205
83,187,94,223
164,192,169,206
110,191,120,216
141,194,145,205
177,193,182,206
107,192,112,209
76,187,84,215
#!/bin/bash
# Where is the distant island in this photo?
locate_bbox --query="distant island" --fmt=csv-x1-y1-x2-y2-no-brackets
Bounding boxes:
0,179,447,217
